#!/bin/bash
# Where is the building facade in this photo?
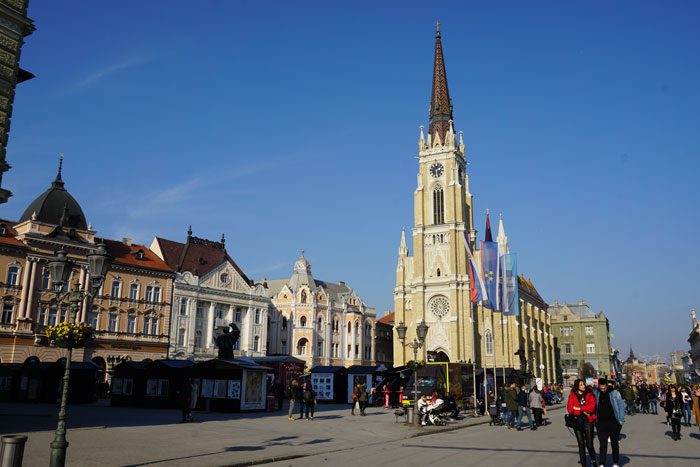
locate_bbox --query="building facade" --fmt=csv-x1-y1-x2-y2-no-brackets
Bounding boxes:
262,252,376,368
150,229,269,360
375,312,394,367
549,300,613,379
0,163,174,371
689,310,700,383
0,0,34,204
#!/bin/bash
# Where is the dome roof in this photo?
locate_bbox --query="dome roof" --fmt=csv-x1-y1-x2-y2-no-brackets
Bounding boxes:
19,160,88,230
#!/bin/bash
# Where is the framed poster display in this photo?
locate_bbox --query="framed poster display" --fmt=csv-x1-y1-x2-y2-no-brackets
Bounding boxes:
214,379,227,399
227,380,241,399
146,379,158,396
240,370,266,410
201,379,214,398
112,378,123,395
311,374,334,401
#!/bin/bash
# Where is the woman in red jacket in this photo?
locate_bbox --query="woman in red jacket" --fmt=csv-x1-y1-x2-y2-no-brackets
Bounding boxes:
567,379,597,466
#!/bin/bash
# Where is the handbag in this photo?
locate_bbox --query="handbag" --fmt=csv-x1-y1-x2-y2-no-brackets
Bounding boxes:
565,413,586,430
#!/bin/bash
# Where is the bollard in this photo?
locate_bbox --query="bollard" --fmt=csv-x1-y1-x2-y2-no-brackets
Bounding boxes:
0,435,28,467
406,406,415,424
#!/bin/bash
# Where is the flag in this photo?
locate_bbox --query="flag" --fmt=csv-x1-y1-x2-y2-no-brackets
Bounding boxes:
481,240,498,311
502,253,519,316
462,231,487,303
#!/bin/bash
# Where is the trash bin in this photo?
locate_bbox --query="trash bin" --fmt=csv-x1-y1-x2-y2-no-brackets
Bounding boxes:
1,435,28,467
406,406,415,424
267,395,275,412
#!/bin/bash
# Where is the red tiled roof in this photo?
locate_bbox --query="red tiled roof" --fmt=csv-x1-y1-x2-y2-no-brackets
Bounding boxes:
0,219,26,248
101,238,174,273
154,236,251,284
378,312,395,325
518,275,547,306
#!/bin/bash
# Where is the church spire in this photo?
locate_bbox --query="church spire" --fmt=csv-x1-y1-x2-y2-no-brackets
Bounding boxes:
497,213,508,253
399,227,408,256
52,153,65,189
428,21,454,143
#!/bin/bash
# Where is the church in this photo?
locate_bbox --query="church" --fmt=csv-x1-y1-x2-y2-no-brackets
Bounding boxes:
393,25,556,385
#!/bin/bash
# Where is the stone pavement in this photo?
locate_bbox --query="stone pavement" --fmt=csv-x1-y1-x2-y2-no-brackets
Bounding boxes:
0,400,526,467
272,408,700,467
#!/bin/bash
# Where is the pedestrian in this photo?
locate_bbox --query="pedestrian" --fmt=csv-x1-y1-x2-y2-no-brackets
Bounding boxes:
593,378,625,467
680,386,692,427
504,383,519,429
180,378,194,423
648,384,658,415
357,383,369,416
692,386,700,430
638,383,649,414
567,379,597,467
516,384,534,431
665,385,683,440
529,387,544,428
417,394,429,426
287,379,301,421
302,382,316,420
621,384,635,416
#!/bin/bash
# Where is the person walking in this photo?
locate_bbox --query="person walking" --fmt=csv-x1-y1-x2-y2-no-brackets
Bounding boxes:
529,387,544,428
665,385,683,440
691,386,700,430
680,386,692,427
648,384,659,415
504,383,519,429
567,379,597,467
287,379,301,421
621,384,635,416
357,383,369,416
638,383,649,414
516,384,534,431
302,382,316,420
659,386,670,424
593,378,625,467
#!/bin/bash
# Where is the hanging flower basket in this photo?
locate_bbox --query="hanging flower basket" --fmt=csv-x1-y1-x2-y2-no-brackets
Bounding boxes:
406,360,426,372
46,322,94,349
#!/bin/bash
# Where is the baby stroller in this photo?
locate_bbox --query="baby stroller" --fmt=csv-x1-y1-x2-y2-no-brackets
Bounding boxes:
487,401,502,426
422,398,449,426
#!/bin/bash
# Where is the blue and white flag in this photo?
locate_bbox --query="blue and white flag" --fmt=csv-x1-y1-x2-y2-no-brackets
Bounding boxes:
502,253,519,316
481,241,499,311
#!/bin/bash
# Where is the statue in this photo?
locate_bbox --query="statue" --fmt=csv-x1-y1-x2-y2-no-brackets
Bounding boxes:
215,323,240,359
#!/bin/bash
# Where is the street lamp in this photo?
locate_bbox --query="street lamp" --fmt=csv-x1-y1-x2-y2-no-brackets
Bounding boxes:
47,244,112,467
395,320,429,424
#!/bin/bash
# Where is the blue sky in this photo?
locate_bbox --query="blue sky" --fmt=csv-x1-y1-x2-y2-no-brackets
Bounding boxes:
3,1,699,360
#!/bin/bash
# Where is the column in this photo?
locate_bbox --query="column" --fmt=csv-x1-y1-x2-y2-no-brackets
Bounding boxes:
207,302,215,350
17,258,33,320
79,266,88,322
326,320,332,365
188,299,197,350
370,324,376,363
351,319,356,361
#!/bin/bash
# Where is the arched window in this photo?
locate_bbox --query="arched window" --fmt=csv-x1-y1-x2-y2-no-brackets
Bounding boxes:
297,338,308,355
282,317,288,329
436,268,441,277
301,290,307,303
347,321,351,333
485,329,494,356
355,321,359,335
300,316,307,327
6,265,19,286
317,317,323,331
365,324,372,337
433,185,444,224
333,318,339,332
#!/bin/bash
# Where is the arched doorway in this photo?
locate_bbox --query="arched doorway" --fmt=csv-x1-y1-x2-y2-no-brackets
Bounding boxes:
428,350,450,362
92,357,107,383
24,356,40,366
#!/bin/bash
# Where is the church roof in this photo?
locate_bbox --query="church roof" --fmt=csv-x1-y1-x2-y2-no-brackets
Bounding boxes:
100,238,173,274
19,158,88,230
428,22,454,142
517,275,546,306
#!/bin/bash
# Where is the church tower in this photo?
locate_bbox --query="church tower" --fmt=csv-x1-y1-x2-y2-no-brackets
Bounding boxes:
394,24,476,365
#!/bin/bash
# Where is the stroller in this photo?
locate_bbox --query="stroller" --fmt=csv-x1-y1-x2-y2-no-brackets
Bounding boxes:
422,398,449,426
488,401,503,426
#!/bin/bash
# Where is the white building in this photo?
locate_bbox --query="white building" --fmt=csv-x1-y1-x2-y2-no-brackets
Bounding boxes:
150,228,269,359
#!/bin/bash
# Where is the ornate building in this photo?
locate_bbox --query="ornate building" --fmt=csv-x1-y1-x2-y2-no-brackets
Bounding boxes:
0,0,34,204
0,161,175,370
150,229,269,360
393,25,476,364
262,252,376,368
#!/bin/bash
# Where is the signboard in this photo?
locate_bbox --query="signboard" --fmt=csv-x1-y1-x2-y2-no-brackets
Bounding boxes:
311,373,334,401
240,370,266,410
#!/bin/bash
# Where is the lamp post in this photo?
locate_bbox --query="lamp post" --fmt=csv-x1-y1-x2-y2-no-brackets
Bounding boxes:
48,244,112,467
395,320,429,424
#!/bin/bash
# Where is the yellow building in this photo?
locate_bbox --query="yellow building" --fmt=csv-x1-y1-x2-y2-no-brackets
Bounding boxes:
0,162,174,372
393,26,556,384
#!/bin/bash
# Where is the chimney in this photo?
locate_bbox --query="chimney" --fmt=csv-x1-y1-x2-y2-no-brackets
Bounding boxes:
122,237,132,246
578,299,585,306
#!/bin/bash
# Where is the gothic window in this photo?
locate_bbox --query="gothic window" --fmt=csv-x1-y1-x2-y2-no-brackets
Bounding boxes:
282,317,287,329
300,316,307,327
6,265,18,286
297,338,308,355
428,295,450,318
347,321,351,333
485,329,494,356
433,185,445,224
333,318,339,332
436,268,441,277
301,290,307,303
365,324,371,337
355,321,359,335
317,317,323,331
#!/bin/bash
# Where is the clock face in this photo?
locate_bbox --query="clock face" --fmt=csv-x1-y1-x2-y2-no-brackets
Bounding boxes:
429,163,444,178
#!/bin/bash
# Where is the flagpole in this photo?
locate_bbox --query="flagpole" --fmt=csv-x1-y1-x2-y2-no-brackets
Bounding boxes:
481,305,488,412
491,311,497,396
471,301,478,416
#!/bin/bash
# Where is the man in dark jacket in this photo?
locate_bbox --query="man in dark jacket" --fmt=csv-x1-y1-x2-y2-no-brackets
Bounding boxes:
516,384,534,430
287,380,302,421
504,383,519,428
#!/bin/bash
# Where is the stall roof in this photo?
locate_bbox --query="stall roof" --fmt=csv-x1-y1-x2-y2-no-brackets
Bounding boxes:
252,355,306,365
311,366,346,374
347,365,382,374
116,361,152,371
193,358,272,372
152,359,195,369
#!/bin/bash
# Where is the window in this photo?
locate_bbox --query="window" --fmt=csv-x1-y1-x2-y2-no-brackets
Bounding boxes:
48,305,58,326
194,330,203,348
6,265,19,286
355,344,359,359
38,306,46,325
253,336,260,352
561,327,573,337
108,313,118,332
129,283,139,301
127,315,136,333
301,290,307,303
145,286,161,303
297,338,308,355
216,304,227,320
347,321,351,333
233,336,240,350
317,341,323,356
41,268,50,290
347,345,351,358
281,316,287,329
179,298,188,315
220,272,229,284
254,309,261,324
317,317,323,331
365,324,371,337
364,345,371,360
433,186,445,224
177,328,186,346
485,329,494,355
235,308,242,323
585,326,594,336
333,343,339,358
143,316,158,335
564,343,574,354
333,318,339,332
88,309,99,329
355,321,359,335
110,280,121,298
1,302,12,324
586,343,595,354
59,306,67,323
281,341,287,354
300,316,307,327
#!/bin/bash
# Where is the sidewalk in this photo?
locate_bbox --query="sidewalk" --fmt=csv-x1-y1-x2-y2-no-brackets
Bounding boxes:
0,402,564,467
